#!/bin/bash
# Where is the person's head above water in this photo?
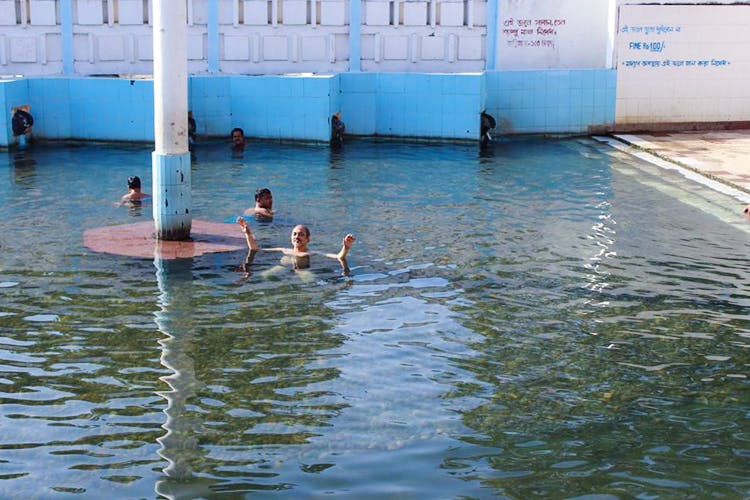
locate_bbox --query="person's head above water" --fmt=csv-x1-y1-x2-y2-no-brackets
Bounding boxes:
290,224,311,253
121,175,149,202
231,127,245,149
255,188,273,210
244,187,273,218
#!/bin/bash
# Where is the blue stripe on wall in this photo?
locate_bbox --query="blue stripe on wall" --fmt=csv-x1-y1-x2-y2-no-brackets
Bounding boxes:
486,0,498,71
60,0,74,75
207,0,220,74
349,0,361,72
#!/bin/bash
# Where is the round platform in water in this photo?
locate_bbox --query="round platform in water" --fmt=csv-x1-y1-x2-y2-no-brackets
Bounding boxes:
83,220,245,260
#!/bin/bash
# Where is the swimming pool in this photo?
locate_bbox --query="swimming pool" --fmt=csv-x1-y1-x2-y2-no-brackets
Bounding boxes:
1,137,749,498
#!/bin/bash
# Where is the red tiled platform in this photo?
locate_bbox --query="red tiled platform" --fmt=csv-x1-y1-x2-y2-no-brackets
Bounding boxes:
84,220,245,260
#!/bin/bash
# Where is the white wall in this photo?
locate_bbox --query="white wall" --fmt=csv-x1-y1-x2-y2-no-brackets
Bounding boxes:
0,0,64,75
359,0,487,73
495,0,614,70
615,4,750,126
0,0,488,76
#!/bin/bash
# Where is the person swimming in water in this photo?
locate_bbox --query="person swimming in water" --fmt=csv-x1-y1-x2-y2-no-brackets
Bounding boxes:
243,188,273,219
236,217,355,275
121,175,150,202
231,127,246,153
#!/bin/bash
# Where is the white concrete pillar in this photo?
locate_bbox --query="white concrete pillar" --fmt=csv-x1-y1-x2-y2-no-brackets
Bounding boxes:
152,0,191,240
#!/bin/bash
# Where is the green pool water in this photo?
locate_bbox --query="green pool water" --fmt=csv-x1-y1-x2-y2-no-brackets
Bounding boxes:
0,137,749,498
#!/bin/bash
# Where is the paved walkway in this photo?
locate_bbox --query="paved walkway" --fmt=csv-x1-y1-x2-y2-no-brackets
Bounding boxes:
612,130,750,199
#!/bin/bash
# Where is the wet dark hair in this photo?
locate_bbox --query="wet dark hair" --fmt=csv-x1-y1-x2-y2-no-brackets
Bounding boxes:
231,127,244,137
294,225,311,238
127,176,141,189
254,187,271,201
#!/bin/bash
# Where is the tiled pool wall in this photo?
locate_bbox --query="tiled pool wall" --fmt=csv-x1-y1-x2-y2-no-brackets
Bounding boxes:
0,69,616,147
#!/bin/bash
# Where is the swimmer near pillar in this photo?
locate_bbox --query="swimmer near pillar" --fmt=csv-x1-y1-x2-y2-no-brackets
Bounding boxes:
84,0,243,259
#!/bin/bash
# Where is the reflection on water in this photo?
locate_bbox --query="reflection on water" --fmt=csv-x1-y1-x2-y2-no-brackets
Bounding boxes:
10,148,37,185
154,258,204,480
0,138,749,498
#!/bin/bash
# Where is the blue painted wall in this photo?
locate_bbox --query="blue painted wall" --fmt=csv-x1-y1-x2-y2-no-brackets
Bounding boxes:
340,72,485,139
340,73,377,135
190,75,231,139
1,79,30,147
190,75,338,142
484,69,616,134
1,70,617,147
24,77,154,142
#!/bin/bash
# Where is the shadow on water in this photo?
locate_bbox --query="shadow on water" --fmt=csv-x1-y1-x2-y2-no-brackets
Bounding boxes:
478,139,495,162
10,148,37,185
328,144,346,169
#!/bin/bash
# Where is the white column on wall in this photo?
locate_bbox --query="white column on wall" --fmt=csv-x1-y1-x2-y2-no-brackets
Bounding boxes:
39,34,46,63
19,0,28,24
87,33,95,63
291,33,299,61
374,32,382,62
107,0,115,25
129,33,137,62
252,33,260,62
606,0,615,68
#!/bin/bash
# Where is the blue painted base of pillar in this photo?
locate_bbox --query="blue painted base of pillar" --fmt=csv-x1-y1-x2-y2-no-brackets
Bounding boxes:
152,152,192,241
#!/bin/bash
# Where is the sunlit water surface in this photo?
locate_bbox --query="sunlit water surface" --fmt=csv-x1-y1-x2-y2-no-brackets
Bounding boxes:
1,137,749,499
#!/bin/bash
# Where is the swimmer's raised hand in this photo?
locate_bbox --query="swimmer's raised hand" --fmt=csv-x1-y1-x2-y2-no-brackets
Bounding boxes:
338,233,355,260
237,217,259,250
237,216,250,232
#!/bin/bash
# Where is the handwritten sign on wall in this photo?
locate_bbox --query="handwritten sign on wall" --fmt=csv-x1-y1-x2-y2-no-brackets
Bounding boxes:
496,0,610,70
